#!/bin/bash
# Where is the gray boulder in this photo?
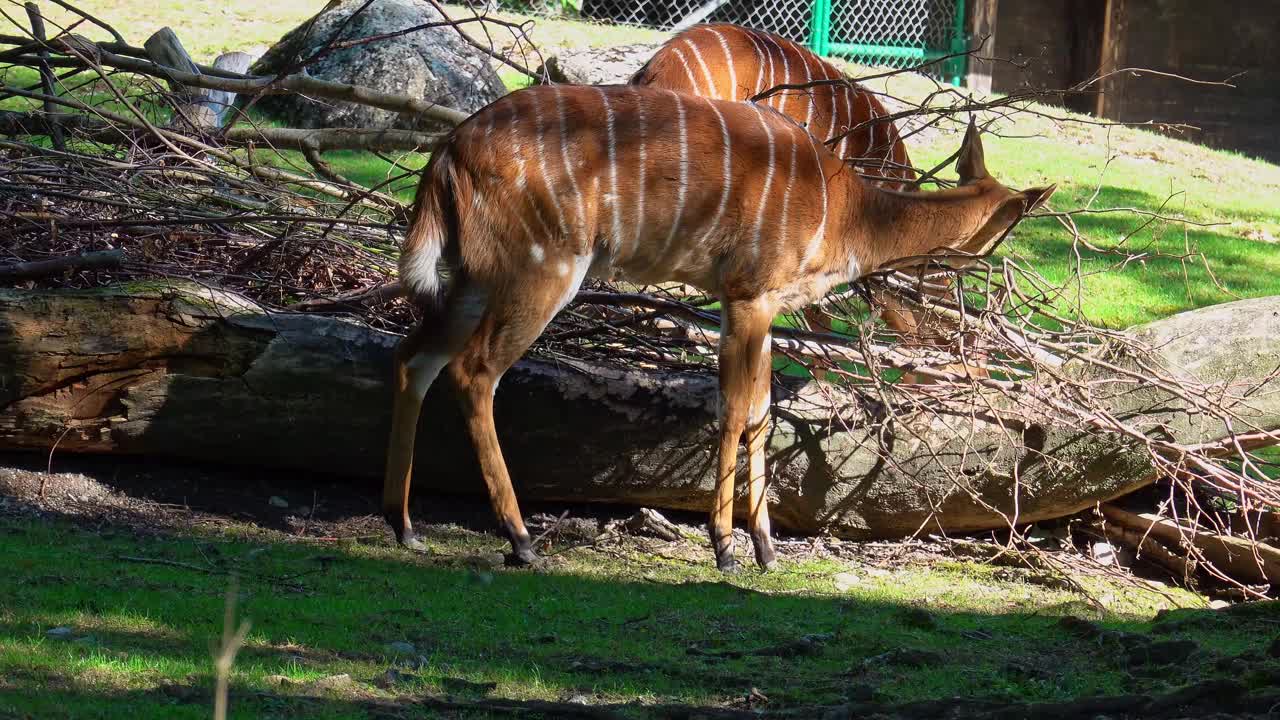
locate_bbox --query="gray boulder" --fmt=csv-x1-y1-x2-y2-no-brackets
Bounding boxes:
251,0,505,130
538,44,662,86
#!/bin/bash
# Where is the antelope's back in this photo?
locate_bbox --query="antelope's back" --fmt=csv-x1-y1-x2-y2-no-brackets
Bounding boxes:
433,84,846,296
631,23,913,187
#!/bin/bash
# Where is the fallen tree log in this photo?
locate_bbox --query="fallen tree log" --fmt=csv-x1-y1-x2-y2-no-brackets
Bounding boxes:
1101,504,1280,585
1,283,1277,539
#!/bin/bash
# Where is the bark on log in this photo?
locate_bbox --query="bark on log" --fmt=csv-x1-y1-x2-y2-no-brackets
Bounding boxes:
1,284,1278,539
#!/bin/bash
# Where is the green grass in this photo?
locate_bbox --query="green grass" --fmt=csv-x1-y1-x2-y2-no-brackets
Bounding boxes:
5,514,1275,719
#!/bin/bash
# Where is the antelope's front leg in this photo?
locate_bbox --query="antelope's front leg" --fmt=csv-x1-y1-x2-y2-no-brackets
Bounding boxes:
711,300,774,573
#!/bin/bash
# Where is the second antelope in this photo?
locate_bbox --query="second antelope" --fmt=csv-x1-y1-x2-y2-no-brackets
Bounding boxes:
631,23,912,186
384,84,1054,572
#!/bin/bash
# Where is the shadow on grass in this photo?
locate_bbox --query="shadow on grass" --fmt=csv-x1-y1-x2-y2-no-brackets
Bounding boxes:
3,499,1280,719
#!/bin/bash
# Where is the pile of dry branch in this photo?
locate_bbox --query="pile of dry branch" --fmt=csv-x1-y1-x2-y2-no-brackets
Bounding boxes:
1,0,1277,597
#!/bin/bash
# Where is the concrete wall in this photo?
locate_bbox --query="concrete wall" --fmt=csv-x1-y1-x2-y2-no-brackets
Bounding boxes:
984,0,1280,162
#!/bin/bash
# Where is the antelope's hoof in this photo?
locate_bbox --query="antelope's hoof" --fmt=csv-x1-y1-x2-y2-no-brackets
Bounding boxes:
505,547,541,567
716,555,741,574
389,521,427,552
753,541,777,572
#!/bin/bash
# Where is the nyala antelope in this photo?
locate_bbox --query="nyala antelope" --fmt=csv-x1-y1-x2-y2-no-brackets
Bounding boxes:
633,24,1007,378
631,23,912,186
384,84,1054,572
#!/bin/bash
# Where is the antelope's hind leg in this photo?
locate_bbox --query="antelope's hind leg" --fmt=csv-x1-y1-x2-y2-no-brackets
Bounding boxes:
745,333,776,571
447,260,591,566
711,299,775,573
383,281,489,551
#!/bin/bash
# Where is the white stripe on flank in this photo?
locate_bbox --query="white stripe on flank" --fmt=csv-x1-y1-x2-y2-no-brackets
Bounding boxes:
659,90,689,261
763,35,777,108
801,134,828,268
795,43,815,130
685,37,718,99
509,96,551,242
839,81,853,158
553,86,587,249
632,90,647,259
778,132,798,257
808,61,833,144
749,104,776,261
763,35,790,115
700,97,732,246
825,66,839,146
530,93,567,238
672,46,701,95
595,88,623,256
707,27,737,97
745,30,766,96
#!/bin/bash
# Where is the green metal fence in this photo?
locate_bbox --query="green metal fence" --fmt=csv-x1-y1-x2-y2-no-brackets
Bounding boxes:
808,0,966,85
578,0,969,85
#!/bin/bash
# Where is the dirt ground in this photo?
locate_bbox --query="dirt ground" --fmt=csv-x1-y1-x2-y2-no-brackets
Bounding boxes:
0,450,972,570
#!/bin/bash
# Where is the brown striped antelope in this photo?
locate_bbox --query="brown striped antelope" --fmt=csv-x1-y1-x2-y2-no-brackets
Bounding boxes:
383,84,1055,572
630,23,913,187
632,24,997,379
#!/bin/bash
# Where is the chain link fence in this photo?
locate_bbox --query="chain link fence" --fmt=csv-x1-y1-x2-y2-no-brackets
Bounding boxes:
567,0,967,83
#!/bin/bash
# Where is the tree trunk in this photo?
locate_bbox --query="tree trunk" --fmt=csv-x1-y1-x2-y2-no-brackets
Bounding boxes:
1,284,1277,539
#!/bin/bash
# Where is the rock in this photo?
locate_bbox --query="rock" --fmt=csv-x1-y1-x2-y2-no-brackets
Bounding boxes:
537,44,661,85
264,674,297,687
1090,539,1117,565
305,673,355,695
564,693,592,705
45,626,73,638
268,495,289,508
251,0,505,131
1209,599,1232,610
385,641,416,656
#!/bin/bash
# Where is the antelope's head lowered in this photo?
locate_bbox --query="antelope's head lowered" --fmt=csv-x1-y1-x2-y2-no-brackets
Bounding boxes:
856,120,1056,274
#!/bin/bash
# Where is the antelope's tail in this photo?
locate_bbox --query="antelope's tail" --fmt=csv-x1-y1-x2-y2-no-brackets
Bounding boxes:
399,145,465,309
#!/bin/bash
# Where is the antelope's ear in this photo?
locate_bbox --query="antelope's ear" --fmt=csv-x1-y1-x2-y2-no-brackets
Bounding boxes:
956,118,988,184
1020,184,1057,212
